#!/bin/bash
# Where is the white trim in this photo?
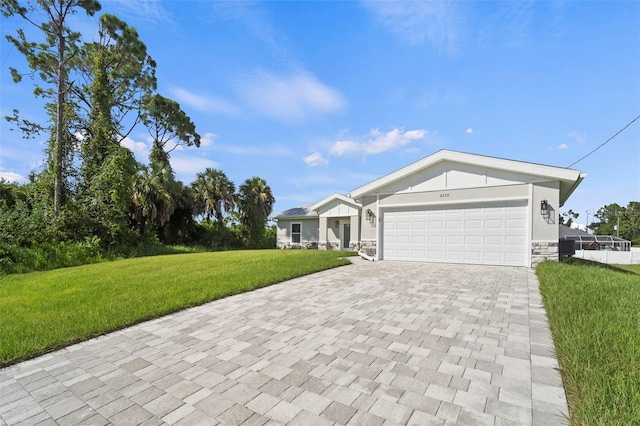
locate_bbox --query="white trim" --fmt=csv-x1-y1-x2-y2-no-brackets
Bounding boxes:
380,194,529,210
310,192,361,212
358,181,534,198
350,149,583,201
290,222,302,245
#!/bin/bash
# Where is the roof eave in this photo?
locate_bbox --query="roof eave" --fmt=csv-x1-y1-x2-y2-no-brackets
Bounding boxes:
559,172,587,207
350,149,584,199
309,192,362,211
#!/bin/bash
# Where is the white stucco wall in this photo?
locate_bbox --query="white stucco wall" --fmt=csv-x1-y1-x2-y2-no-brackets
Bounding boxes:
531,181,560,242
276,219,318,246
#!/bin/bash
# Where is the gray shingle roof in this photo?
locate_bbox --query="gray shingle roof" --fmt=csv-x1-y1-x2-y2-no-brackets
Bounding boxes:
271,203,318,220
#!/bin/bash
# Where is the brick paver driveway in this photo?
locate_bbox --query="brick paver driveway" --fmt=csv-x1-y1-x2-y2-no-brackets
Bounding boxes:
0,259,568,425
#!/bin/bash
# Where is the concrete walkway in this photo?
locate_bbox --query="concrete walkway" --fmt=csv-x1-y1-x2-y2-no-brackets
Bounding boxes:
0,260,568,425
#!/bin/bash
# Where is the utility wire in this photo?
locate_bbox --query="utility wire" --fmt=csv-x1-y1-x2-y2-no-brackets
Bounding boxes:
567,113,640,168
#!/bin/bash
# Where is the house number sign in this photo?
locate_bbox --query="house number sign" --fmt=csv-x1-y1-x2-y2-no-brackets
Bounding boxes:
440,193,450,198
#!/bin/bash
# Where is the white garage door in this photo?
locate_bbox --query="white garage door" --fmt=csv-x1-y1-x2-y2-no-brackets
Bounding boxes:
383,201,527,266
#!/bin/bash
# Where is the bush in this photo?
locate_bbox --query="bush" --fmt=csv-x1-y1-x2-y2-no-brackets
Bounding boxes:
0,238,106,275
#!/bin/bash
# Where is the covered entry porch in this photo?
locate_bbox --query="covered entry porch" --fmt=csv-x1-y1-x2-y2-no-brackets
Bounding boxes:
311,193,361,251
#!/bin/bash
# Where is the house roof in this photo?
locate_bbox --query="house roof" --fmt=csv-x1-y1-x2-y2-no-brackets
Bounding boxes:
270,203,318,220
349,149,585,206
309,193,361,212
559,225,591,238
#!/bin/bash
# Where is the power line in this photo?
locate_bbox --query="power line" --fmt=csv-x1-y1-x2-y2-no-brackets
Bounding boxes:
567,113,640,168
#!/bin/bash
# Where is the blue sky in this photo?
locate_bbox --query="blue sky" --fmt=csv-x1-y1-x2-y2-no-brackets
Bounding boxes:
1,1,639,229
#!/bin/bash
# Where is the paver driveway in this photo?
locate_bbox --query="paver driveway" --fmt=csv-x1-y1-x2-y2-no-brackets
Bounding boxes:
0,259,568,425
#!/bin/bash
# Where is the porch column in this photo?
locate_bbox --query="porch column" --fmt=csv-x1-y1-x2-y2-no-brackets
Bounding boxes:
350,214,360,251
318,216,328,250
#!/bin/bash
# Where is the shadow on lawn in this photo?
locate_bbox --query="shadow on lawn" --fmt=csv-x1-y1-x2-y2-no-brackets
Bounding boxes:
560,257,639,275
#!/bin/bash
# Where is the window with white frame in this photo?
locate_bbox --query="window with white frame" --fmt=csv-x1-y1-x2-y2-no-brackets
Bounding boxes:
291,223,301,244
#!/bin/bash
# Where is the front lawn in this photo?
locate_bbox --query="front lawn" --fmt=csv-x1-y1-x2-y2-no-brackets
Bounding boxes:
536,259,640,425
0,250,353,367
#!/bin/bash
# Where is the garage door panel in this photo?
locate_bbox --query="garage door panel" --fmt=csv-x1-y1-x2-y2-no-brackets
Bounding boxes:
412,235,426,244
447,220,462,229
412,221,426,230
429,221,444,229
483,251,503,262
429,235,443,244
506,235,525,245
412,249,426,259
464,235,482,245
484,235,502,246
485,219,503,229
446,251,462,260
446,235,462,245
465,220,482,229
428,250,443,260
506,218,525,229
464,251,481,261
397,221,410,230
383,201,527,266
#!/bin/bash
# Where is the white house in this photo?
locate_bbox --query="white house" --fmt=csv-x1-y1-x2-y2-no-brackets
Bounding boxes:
272,150,585,267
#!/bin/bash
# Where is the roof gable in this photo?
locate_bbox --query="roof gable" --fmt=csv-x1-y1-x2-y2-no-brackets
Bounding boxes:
310,193,361,217
350,150,585,205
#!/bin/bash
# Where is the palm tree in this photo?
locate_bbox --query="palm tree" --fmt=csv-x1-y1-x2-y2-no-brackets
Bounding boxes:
192,168,236,231
131,168,174,234
238,176,275,247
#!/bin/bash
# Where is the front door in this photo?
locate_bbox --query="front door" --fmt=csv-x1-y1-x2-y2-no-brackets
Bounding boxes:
342,223,351,250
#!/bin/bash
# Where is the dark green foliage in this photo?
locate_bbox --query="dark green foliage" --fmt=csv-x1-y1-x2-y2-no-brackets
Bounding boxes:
589,201,640,242
1,3,281,274
238,176,275,248
142,93,201,150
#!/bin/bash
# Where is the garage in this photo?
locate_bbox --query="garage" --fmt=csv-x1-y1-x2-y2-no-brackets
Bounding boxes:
382,201,528,266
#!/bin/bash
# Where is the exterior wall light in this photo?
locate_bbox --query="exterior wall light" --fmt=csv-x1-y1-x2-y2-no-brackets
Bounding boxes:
540,199,549,215
366,209,374,220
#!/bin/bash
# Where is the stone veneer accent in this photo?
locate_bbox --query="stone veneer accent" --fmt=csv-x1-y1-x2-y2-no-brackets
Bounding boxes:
359,240,377,258
531,241,559,266
318,242,340,251
277,241,318,250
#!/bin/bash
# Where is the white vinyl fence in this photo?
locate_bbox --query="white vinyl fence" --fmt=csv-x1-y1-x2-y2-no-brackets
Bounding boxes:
573,248,640,264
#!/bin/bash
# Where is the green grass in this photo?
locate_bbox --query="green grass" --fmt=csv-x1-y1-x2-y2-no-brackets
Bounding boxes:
611,263,640,275
536,259,640,425
0,250,354,367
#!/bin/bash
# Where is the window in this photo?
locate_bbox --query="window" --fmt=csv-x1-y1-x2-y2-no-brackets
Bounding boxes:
291,223,301,244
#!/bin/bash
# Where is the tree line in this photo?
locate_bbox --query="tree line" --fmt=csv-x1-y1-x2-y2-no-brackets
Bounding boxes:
561,201,640,245
0,0,275,273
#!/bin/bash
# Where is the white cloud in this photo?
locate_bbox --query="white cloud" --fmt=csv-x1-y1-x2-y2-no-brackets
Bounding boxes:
556,143,569,150
217,144,294,157
237,71,347,123
200,132,218,148
120,136,148,155
303,152,329,167
465,127,473,134
211,1,279,49
111,0,172,24
500,0,535,47
171,87,239,115
170,156,219,176
329,128,426,157
362,0,463,54
567,131,586,144
0,171,25,183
